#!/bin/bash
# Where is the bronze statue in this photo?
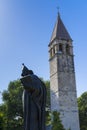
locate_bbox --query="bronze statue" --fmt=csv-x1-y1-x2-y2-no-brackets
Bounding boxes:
20,64,46,130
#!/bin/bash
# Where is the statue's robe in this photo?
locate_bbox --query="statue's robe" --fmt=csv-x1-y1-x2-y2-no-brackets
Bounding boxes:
20,74,46,130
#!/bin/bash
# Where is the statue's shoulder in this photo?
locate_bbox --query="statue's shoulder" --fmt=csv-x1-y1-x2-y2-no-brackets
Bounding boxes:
30,74,39,79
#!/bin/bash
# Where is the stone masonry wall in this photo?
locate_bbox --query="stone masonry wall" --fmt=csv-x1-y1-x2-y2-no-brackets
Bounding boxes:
49,53,80,130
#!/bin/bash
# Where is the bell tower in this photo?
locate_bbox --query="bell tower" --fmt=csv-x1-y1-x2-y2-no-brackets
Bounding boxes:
49,13,80,130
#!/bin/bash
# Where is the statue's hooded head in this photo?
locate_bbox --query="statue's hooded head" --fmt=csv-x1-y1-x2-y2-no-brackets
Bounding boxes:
21,63,34,77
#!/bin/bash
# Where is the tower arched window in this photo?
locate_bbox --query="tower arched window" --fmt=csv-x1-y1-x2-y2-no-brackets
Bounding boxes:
50,49,52,58
53,46,55,55
66,44,70,54
59,43,63,53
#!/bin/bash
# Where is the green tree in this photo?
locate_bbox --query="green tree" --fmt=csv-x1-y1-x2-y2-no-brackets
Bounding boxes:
0,104,7,130
78,92,87,130
2,80,23,130
0,112,4,130
52,111,66,130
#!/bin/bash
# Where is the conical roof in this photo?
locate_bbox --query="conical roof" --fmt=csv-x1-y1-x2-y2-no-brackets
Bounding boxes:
50,13,72,44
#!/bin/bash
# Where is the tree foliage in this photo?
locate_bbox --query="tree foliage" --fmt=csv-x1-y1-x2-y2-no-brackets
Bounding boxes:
0,112,4,130
1,80,23,130
52,111,66,130
78,91,87,130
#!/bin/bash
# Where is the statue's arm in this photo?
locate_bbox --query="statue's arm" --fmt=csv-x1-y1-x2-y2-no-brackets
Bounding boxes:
20,75,41,94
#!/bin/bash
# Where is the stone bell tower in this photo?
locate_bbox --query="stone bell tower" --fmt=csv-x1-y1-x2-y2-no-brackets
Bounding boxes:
48,13,80,130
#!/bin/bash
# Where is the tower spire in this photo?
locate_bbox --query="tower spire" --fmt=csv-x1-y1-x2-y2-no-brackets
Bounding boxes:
49,13,72,45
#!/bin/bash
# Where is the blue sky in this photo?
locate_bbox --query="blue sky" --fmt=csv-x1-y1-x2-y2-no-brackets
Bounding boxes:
0,0,87,103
